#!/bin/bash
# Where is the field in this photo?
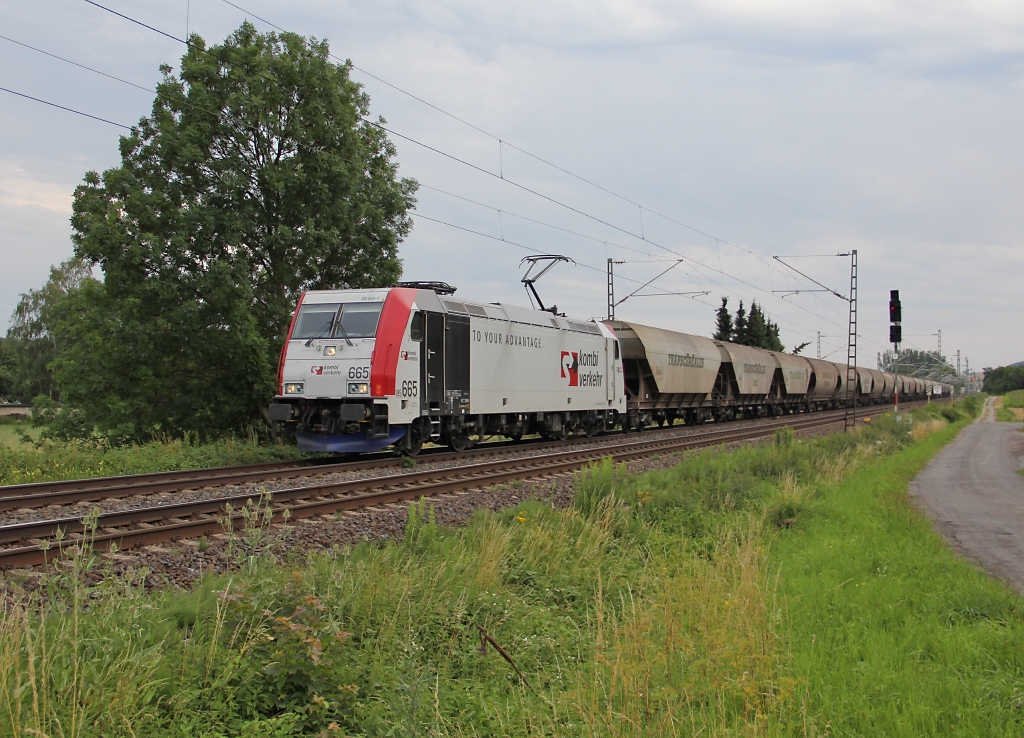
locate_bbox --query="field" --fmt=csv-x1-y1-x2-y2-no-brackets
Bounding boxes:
0,418,40,450
998,390,1024,421
4,396,1021,736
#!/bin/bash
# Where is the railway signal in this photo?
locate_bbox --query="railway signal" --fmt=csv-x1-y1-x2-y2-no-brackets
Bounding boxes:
888,290,902,323
889,289,902,413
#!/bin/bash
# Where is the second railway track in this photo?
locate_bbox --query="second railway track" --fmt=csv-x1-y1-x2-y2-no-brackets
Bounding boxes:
0,406,906,569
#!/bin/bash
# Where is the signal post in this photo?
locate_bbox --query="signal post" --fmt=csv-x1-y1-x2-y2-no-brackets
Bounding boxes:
889,290,902,414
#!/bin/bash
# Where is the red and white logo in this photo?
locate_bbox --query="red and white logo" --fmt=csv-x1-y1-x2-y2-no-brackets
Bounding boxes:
310,365,324,375
560,351,579,386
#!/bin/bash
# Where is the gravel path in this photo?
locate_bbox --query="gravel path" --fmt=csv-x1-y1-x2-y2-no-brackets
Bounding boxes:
910,397,1024,592
0,418,844,595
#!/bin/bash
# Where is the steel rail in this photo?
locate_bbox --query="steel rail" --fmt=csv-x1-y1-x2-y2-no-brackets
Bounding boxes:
0,409,877,569
0,437,564,512
0,403,897,512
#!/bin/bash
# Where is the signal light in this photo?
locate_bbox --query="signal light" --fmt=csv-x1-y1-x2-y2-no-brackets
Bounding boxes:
889,325,901,343
888,289,902,324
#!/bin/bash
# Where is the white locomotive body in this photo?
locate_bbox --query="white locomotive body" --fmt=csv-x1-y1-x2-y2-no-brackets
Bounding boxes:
271,285,625,453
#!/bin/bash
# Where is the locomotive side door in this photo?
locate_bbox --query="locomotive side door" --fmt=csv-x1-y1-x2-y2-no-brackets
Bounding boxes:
607,339,617,403
422,312,445,413
443,314,471,415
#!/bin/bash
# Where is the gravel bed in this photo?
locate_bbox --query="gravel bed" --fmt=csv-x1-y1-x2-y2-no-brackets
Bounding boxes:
0,414,825,528
0,419,844,599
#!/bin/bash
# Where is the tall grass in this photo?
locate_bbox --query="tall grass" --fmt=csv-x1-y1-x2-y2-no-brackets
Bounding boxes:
3,398,1020,735
1004,389,1024,409
0,433,308,486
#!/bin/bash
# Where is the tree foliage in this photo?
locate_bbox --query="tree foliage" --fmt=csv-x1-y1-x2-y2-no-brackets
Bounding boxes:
982,365,1024,394
0,338,14,402
55,23,416,441
4,257,94,403
712,298,733,342
711,297,785,352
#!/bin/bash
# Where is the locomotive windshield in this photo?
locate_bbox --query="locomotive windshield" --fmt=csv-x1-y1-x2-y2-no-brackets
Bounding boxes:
292,302,384,340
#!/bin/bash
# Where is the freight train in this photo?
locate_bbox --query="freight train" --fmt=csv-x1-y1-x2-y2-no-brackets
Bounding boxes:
269,284,950,454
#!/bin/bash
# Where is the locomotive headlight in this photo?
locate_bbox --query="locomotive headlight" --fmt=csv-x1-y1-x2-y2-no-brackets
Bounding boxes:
284,382,304,395
348,382,369,394
323,346,336,356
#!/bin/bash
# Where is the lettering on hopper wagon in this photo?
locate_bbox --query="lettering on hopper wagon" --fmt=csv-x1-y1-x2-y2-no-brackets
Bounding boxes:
743,363,767,375
667,353,705,369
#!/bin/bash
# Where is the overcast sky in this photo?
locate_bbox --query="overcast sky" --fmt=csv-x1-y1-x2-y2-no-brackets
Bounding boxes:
2,0,1022,371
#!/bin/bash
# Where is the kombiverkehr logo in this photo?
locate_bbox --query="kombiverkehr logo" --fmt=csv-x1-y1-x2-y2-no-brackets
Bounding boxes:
560,351,579,386
561,350,604,388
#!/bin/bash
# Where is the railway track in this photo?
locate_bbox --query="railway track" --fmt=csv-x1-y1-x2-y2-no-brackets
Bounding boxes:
0,405,906,569
0,403,911,512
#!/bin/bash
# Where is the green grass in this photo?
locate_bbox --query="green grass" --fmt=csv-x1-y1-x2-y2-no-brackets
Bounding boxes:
774,421,1024,734
3,398,1020,736
0,419,40,449
1000,390,1024,421
1004,390,1024,409
0,433,308,486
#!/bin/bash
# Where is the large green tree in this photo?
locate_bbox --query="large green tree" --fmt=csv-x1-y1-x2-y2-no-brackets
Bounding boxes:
982,365,1024,394
61,22,416,441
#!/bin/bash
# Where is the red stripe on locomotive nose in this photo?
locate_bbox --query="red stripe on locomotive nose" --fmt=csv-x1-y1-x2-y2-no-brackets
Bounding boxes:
278,291,307,395
370,288,417,397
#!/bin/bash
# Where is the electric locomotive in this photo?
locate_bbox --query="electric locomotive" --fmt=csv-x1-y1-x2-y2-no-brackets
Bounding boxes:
270,283,626,454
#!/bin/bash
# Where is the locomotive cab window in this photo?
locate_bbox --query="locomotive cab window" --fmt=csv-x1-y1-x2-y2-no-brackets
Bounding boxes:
292,302,384,340
337,302,384,338
409,311,424,341
293,303,340,340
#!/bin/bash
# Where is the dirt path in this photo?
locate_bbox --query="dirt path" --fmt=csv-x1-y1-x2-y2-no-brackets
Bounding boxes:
909,397,1024,592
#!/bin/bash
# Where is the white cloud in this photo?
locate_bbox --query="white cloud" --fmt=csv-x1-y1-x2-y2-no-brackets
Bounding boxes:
0,161,73,214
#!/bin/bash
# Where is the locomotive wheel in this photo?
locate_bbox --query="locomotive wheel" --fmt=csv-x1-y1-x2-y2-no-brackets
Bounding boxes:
448,430,471,452
404,428,423,457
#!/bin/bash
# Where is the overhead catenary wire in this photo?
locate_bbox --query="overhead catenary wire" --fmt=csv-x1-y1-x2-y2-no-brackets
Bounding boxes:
208,0,835,304
77,0,844,330
61,0,846,338
74,1,835,332
0,85,130,129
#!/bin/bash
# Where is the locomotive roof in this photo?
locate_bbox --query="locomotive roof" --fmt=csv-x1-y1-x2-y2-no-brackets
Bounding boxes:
298,288,605,335
437,296,604,335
